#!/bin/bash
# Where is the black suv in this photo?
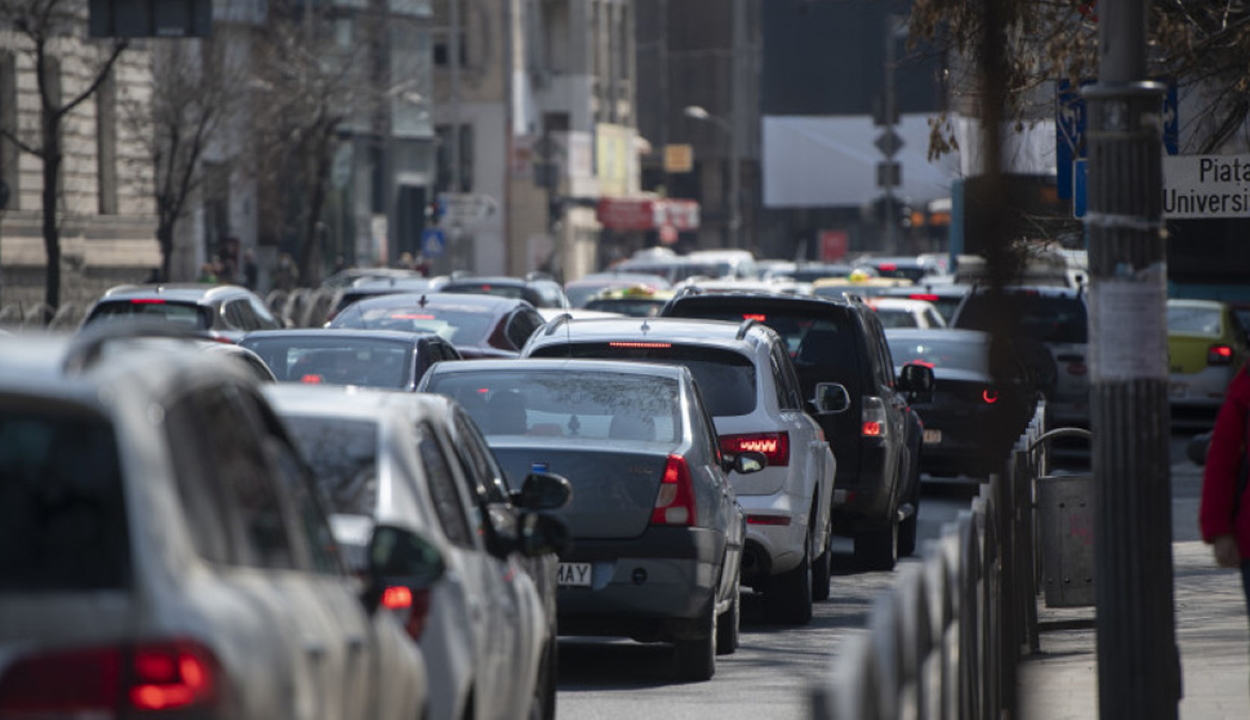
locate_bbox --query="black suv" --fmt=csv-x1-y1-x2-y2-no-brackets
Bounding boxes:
660,289,932,569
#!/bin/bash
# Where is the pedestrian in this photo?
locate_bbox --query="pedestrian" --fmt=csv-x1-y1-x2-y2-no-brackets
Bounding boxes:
196,262,218,284
242,249,259,291
274,252,299,291
1199,361,1250,616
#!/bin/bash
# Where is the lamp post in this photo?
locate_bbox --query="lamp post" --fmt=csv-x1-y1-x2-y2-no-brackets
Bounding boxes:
684,105,740,250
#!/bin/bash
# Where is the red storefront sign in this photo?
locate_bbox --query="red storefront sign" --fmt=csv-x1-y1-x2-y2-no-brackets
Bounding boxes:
597,198,700,232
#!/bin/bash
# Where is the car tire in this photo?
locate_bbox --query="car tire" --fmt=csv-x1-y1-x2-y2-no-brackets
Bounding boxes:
767,529,813,625
855,514,899,571
527,633,558,720
674,599,717,682
812,518,832,602
715,572,741,656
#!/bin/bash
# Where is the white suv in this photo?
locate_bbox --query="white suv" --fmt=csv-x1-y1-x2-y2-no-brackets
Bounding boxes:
522,316,846,624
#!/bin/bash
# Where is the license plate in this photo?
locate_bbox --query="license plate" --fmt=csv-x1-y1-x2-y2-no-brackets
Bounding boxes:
557,563,592,587
923,428,942,444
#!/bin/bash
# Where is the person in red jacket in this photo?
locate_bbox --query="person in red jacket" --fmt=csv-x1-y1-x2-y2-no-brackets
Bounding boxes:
1199,361,1250,607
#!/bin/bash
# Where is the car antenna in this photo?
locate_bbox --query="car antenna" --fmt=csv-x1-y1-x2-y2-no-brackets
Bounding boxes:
418,294,428,308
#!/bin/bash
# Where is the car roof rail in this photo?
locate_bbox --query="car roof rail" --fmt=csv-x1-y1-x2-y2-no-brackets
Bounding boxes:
736,317,759,340
62,319,213,374
842,292,866,304
671,285,703,300
544,312,574,336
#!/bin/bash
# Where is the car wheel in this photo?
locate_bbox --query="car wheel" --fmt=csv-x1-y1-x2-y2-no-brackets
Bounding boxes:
673,599,717,681
767,528,813,625
812,512,833,602
855,514,899,571
527,633,558,720
715,572,740,656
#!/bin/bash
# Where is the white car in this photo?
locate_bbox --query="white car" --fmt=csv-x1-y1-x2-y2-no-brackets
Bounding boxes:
0,329,435,720
867,297,948,329
522,316,844,624
266,384,570,720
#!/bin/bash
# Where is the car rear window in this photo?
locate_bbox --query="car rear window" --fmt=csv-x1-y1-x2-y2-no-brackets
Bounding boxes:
0,406,130,591
241,336,413,389
527,342,757,416
87,299,212,329
426,370,683,443
283,417,379,517
1167,305,1222,335
955,293,1089,344
887,336,990,374
443,283,525,300
336,304,494,345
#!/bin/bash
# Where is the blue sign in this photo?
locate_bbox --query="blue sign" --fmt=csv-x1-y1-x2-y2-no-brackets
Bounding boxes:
1073,159,1087,219
1163,81,1179,156
421,228,446,258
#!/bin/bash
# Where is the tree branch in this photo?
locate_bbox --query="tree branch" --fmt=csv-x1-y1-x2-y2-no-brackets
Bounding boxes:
0,125,42,157
57,40,128,118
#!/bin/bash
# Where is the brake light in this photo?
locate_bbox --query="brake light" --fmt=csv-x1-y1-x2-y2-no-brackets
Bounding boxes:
391,313,437,320
609,341,672,349
130,298,166,304
719,432,789,467
651,455,696,526
909,293,940,302
982,388,999,404
380,585,434,641
1208,344,1234,365
742,313,767,322
0,641,220,715
878,263,898,271
301,374,324,383
862,396,888,437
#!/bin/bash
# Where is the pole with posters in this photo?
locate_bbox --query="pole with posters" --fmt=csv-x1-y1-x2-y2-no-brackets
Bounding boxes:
1083,0,1180,717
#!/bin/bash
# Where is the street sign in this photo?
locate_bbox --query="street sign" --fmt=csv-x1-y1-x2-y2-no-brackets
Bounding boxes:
421,228,447,258
1163,154,1250,218
876,161,901,188
437,193,498,226
874,129,904,158
664,144,694,173
1073,159,1087,219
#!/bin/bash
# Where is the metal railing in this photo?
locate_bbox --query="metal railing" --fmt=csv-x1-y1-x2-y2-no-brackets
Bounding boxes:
812,404,1050,720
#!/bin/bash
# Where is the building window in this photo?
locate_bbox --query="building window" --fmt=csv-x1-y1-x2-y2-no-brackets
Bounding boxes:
0,52,18,211
433,28,468,67
96,68,118,215
435,123,472,193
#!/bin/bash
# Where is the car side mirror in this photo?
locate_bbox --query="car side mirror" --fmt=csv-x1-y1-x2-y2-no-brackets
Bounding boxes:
510,471,573,511
810,382,852,415
517,512,571,557
360,524,446,615
721,450,767,475
897,363,935,396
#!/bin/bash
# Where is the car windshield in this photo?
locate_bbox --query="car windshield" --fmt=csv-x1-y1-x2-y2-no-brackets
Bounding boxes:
87,299,212,329
241,337,413,389
283,416,378,517
426,370,683,444
0,407,130,591
338,304,494,345
955,293,1089,344
887,336,989,374
528,343,757,416
1167,305,1222,335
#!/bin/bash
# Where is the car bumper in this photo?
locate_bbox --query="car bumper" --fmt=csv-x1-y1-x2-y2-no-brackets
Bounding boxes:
555,527,724,638
736,492,809,579
831,442,894,534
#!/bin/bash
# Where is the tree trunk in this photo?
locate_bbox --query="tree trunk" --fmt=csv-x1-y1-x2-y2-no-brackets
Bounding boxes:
157,216,174,283
42,116,60,318
299,126,333,287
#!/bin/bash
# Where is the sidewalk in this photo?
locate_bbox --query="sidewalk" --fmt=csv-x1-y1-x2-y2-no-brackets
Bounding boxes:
1018,541,1249,720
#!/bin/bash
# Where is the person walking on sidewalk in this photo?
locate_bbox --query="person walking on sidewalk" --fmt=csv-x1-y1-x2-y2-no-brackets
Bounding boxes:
1200,361,1250,612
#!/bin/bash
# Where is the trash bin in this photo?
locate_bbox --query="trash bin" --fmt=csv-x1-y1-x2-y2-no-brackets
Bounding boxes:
1036,472,1095,607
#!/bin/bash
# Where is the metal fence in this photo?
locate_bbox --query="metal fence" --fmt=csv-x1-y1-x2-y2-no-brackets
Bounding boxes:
811,404,1053,720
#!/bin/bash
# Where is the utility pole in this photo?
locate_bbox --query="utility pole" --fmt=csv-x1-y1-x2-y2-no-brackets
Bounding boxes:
728,0,745,250
1084,0,1179,717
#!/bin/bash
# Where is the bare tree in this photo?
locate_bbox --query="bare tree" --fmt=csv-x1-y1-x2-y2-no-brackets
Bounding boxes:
250,4,378,286
0,0,126,311
120,39,240,283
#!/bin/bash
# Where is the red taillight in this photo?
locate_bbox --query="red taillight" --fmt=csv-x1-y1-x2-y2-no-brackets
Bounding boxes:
861,396,889,438
130,298,166,304
909,293,939,302
301,374,324,383
609,341,673,349
862,421,883,436
0,641,219,715
742,313,767,322
651,454,696,526
381,586,434,641
719,432,789,467
746,514,792,526
1208,344,1234,365
1067,363,1088,376
878,263,898,271
129,642,216,711
982,388,999,404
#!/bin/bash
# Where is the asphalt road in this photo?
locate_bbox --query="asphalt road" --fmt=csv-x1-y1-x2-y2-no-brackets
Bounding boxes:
553,429,1208,720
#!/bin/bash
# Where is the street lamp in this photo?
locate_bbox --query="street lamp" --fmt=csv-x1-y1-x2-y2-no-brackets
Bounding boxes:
684,105,741,250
